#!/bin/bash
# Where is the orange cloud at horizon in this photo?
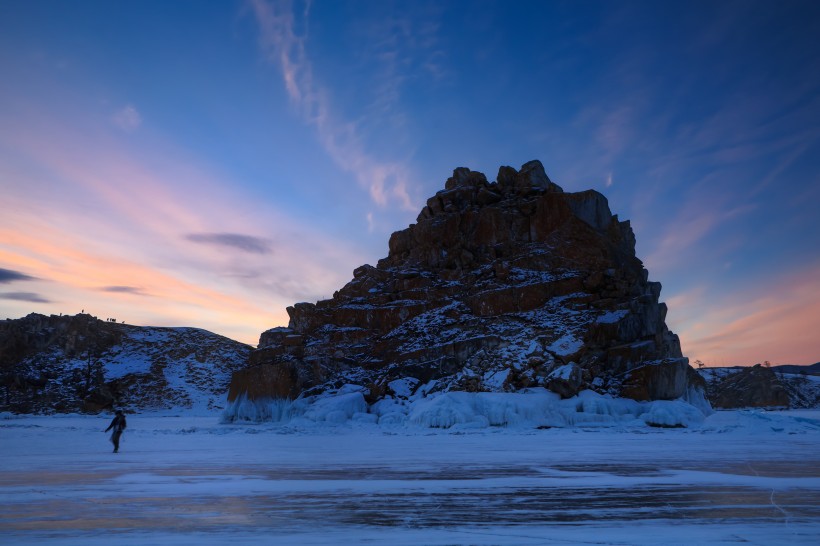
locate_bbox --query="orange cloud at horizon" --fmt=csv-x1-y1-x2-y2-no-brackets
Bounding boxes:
3,96,816,362
0,227,288,345
0,107,367,346
671,264,820,367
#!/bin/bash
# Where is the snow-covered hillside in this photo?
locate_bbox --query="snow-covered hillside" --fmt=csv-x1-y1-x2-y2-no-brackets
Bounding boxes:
1,313,251,413
698,364,820,409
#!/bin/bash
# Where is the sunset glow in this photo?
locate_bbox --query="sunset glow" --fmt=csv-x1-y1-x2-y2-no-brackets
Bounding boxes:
1,0,818,364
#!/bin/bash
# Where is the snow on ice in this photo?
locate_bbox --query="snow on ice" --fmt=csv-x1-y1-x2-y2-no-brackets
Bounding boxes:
2,391,819,545
222,388,710,429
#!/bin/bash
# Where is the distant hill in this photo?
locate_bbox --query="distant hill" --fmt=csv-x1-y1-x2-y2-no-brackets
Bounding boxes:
772,362,820,376
697,363,820,409
0,313,252,414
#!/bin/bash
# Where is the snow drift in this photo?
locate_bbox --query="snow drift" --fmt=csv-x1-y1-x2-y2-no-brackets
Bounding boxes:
222,387,711,429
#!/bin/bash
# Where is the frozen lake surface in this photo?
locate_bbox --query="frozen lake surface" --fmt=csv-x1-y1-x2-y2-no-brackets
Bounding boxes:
1,410,819,545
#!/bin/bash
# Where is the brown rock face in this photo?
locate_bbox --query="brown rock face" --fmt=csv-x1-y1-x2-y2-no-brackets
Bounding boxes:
227,362,305,402
620,360,704,401
233,160,698,403
708,365,791,408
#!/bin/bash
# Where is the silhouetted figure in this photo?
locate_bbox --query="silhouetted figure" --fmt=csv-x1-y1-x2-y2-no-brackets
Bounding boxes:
104,410,127,453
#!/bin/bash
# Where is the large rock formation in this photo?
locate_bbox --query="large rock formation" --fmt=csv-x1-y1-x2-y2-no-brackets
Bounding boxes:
1,313,251,413
230,161,701,406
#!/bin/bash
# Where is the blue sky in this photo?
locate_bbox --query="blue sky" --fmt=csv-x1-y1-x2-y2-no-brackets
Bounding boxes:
1,0,818,365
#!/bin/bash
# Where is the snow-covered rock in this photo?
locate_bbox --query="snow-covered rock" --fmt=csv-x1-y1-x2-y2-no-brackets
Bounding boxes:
233,160,701,407
697,363,820,409
1,313,251,413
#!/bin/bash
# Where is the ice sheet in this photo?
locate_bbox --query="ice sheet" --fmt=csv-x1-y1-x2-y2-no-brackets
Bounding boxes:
1,410,819,544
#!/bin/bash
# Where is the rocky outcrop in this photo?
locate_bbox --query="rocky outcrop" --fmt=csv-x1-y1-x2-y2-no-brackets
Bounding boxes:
697,364,820,409
620,359,704,401
775,363,820,408
705,364,791,409
545,363,584,399
1,313,252,413
232,160,700,405
227,362,306,402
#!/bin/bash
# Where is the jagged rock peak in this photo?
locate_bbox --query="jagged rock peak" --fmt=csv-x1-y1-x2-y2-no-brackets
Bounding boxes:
443,160,562,194
392,160,632,274
231,160,701,409
422,160,564,223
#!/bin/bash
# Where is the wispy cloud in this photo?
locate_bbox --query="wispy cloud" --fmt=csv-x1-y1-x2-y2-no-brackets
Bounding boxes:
0,95,369,344
99,286,148,296
354,8,446,130
249,0,418,212
642,180,756,275
670,263,820,366
112,104,142,132
751,140,815,196
0,292,51,303
186,233,273,254
0,267,36,284
0,218,289,342
593,105,635,166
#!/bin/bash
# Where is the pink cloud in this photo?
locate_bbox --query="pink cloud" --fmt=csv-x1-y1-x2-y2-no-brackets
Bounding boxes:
671,264,820,366
0,104,368,345
0,219,287,344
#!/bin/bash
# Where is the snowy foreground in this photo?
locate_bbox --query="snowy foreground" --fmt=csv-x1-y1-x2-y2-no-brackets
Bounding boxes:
1,396,819,545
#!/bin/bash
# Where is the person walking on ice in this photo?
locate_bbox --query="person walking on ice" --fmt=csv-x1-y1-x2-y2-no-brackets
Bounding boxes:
104,410,127,453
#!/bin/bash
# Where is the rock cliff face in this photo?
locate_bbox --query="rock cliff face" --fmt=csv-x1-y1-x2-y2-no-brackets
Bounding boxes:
707,365,790,408
1,313,251,413
232,161,701,405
